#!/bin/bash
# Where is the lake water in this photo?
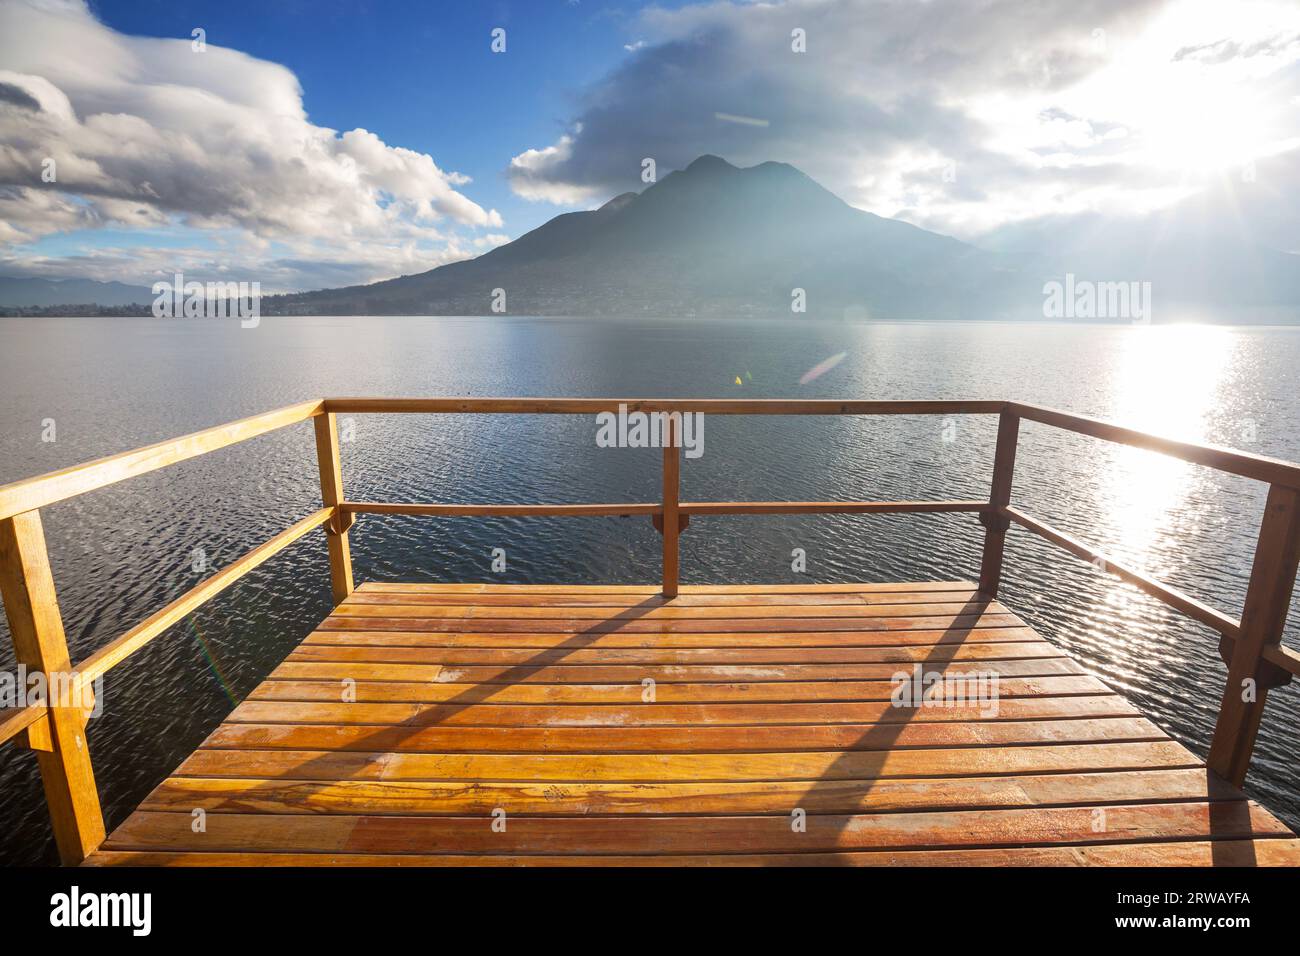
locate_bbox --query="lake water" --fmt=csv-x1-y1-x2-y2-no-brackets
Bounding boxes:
1,315,1298,864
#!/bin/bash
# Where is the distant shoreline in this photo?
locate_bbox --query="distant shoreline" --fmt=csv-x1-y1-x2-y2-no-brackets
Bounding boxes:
2,310,1298,327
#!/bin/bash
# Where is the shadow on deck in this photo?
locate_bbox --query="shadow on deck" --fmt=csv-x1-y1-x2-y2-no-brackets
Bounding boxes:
85,581,1300,866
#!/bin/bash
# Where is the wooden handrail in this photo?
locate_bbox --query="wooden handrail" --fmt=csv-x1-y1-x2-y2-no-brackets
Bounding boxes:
1003,506,1242,637
1,399,1295,520
0,400,324,522
71,508,333,689
340,500,988,517
1264,643,1300,678
344,502,662,517
2,394,1299,864
0,699,46,748
680,500,987,516
1010,402,1300,489
323,397,1008,416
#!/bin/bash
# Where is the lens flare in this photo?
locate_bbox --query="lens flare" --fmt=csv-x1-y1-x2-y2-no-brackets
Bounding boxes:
799,351,847,385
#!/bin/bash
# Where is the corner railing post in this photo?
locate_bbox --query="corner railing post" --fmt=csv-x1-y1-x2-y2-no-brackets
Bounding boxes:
662,416,681,598
978,409,1020,597
0,510,105,865
314,411,355,605
1208,483,1300,786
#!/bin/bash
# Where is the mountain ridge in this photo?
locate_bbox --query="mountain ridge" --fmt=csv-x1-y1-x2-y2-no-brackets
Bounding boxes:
265,155,1012,319
0,276,154,308
8,156,1297,321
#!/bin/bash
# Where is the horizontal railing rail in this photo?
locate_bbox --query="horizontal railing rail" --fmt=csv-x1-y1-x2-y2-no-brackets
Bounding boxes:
0,400,325,522
0,396,1296,865
1004,506,1242,638
322,397,1011,416
340,499,991,518
1009,401,1300,489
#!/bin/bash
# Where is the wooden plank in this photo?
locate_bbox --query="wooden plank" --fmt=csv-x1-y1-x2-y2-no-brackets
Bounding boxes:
344,588,987,607
357,581,979,595
313,413,354,605
250,674,1109,704
99,800,1287,854
0,400,323,520
309,622,1031,643
224,694,1141,727
83,838,1300,866
278,655,1082,682
171,741,1200,781
289,640,1069,665
1209,484,1300,784
82,578,1300,868
314,614,1027,635
326,600,1007,620
142,766,1219,816
0,511,105,864
198,717,1165,755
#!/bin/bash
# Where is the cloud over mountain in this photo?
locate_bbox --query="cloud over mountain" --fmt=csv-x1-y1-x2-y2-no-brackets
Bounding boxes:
508,0,1300,248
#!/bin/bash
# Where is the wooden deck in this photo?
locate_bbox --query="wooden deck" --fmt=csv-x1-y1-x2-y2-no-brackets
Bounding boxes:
86,581,1300,866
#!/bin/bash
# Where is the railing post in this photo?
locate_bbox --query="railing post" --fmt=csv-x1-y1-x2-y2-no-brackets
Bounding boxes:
313,411,355,605
662,416,681,598
978,410,1019,597
1208,483,1300,786
0,510,105,865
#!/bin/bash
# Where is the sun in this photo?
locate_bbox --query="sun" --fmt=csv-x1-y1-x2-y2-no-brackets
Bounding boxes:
1063,0,1300,179
1138,77,1274,174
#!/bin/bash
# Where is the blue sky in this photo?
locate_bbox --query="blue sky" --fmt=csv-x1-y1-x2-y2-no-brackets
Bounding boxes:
2,0,710,290
90,0,669,234
2,0,1298,292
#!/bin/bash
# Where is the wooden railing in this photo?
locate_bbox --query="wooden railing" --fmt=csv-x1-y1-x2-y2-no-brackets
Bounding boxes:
1,397,1298,864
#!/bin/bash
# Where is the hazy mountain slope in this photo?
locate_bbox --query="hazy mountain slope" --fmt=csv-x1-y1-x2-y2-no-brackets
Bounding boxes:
267,156,1015,318
980,205,1300,322
0,276,153,307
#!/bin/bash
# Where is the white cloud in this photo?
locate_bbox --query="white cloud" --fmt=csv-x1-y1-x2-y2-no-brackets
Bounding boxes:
507,133,603,205
473,233,511,249
505,0,1300,241
0,0,503,290
0,224,497,293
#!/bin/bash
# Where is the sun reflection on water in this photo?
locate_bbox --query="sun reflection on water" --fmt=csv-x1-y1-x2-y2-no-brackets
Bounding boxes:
1092,324,1234,617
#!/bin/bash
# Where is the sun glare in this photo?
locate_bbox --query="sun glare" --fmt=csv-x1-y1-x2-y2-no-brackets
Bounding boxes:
1139,80,1274,174
1101,324,1233,570
1061,0,1300,179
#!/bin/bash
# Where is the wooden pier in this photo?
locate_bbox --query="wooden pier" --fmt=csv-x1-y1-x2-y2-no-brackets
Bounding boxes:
2,399,1299,866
